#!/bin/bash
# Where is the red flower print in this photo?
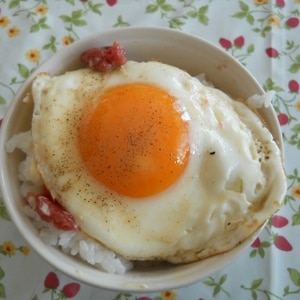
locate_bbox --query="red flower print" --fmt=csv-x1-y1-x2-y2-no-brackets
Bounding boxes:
271,215,289,228
234,36,245,48
265,47,279,58
251,237,261,248
138,297,152,300
277,113,289,125
62,283,81,298
106,0,118,6
219,38,232,49
0,119,2,127
286,17,299,28
274,235,293,251
276,0,285,7
288,79,299,92
42,271,81,298
44,272,60,289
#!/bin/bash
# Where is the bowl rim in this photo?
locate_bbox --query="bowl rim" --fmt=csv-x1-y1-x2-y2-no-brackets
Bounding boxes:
0,26,281,292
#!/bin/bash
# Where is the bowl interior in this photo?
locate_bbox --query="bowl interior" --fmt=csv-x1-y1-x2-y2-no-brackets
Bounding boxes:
0,27,280,292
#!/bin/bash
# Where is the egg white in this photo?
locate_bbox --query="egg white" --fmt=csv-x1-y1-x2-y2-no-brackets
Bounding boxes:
30,61,286,262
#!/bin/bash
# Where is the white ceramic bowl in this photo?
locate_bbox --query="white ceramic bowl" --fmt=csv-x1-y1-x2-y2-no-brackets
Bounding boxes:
0,27,283,292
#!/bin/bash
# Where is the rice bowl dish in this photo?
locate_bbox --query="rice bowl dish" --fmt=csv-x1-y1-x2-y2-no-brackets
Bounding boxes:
0,27,286,292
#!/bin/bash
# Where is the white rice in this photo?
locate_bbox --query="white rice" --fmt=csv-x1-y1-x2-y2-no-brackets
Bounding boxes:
23,204,133,274
194,73,214,87
247,90,275,108
6,131,133,274
195,73,274,109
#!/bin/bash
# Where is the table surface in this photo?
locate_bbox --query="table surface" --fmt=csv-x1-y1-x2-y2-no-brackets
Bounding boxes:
1,0,300,299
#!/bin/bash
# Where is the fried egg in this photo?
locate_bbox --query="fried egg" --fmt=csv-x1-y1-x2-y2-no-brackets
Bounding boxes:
30,61,286,263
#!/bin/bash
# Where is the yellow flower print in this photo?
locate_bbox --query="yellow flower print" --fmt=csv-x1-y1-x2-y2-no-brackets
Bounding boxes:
62,35,74,46
161,290,177,300
295,101,300,112
20,246,30,256
267,15,280,26
1,241,16,256
295,0,300,4
7,26,20,37
35,5,48,15
26,49,41,62
253,0,268,4
292,185,300,198
0,16,10,28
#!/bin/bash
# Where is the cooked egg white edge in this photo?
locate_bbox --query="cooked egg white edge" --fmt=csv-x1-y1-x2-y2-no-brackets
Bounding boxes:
30,61,286,262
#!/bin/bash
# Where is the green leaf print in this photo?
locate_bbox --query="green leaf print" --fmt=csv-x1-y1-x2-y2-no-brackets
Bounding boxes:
72,9,83,19
66,0,75,6
197,6,209,25
169,16,185,28
113,16,130,27
232,1,255,25
112,293,133,300
251,278,263,289
60,15,72,22
232,11,247,19
146,4,159,13
250,240,271,258
0,268,6,298
241,278,285,299
0,96,6,104
251,290,258,300
247,44,255,54
288,168,300,182
286,123,300,149
30,17,50,33
146,0,175,14
30,23,39,32
0,200,11,221
8,0,21,9
17,63,30,79
88,2,103,16
0,268,4,281
253,25,271,38
42,35,58,53
247,13,255,25
289,62,300,73
286,40,295,51
186,5,209,25
161,3,175,12
60,9,87,27
284,268,300,296
239,1,249,13
203,274,230,297
0,283,6,299
72,18,87,26
287,268,300,286
292,207,300,226
262,78,284,92
154,0,175,13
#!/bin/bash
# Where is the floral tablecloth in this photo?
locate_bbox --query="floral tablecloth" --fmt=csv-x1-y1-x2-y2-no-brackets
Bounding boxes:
1,0,300,299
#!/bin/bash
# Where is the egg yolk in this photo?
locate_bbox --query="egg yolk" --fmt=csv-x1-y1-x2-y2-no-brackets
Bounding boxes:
77,83,190,198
